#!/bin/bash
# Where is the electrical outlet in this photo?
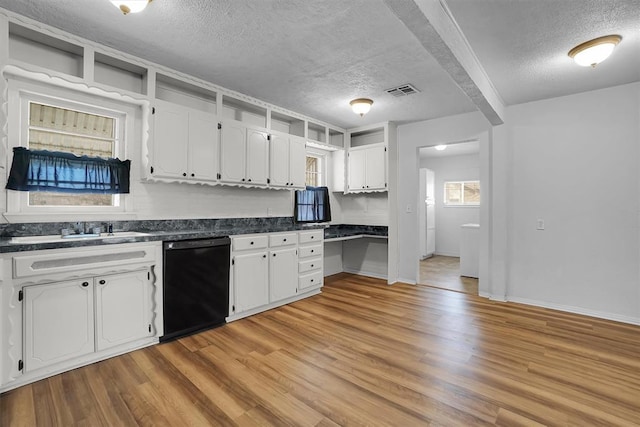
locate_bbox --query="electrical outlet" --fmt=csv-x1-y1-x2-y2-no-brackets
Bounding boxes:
536,219,545,230
267,207,273,216
406,204,413,213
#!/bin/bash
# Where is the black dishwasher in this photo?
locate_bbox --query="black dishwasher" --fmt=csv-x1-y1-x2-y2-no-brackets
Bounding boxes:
161,237,230,342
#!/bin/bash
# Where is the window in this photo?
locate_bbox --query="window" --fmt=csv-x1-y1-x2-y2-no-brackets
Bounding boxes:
305,155,322,187
444,181,480,206
5,77,136,219
26,102,119,207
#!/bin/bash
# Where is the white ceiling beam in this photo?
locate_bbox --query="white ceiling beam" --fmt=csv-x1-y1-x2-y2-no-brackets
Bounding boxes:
383,0,505,125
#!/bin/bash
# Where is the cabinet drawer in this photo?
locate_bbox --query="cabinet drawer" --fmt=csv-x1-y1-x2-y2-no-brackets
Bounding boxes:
233,235,268,251
299,270,323,290
299,230,323,244
269,233,297,247
299,258,321,274
299,244,322,259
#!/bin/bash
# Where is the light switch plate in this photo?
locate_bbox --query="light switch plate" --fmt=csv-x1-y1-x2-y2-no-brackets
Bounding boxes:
536,219,545,230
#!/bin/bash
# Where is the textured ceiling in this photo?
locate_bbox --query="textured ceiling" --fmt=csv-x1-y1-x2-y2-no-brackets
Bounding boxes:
446,0,640,105
0,0,638,129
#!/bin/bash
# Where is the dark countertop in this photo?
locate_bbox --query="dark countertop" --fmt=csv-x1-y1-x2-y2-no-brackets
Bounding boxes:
0,219,388,253
0,217,326,253
324,224,388,240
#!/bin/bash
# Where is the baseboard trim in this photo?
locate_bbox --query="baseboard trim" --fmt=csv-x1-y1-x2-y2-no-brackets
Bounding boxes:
343,268,388,281
507,296,640,326
434,251,459,257
396,277,417,285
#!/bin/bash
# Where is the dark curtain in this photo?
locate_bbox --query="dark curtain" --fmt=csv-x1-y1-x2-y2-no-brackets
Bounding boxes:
6,147,130,194
295,186,331,223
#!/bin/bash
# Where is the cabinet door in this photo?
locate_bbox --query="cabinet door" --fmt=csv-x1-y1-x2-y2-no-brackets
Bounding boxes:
24,279,95,372
234,251,269,312
289,136,307,189
220,120,246,183
269,133,290,187
347,149,366,191
365,145,387,190
95,270,151,351
269,247,298,302
246,127,269,185
188,111,219,182
152,102,189,179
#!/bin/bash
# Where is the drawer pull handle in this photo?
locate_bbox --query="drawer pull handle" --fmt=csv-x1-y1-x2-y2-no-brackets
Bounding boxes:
311,236,315,239
99,280,106,285
273,253,276,257
250,241,254,245
310,279,314,282
82,282,89,287
311,250,314,253
263,254,266,258
311,264,314,268
283,238,287,242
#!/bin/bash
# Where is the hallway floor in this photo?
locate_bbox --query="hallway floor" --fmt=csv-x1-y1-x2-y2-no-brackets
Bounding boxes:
419,255,479,295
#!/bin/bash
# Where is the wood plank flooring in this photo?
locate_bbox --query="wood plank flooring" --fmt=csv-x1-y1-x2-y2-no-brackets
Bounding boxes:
419,255,479,295
2,273,640,426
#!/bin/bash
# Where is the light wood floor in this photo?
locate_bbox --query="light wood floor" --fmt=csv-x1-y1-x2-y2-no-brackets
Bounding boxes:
419,255,479,295
2,273,640,426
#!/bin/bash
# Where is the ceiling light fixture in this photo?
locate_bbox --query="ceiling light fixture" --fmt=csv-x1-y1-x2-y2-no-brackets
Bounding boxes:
350,98,373,117
568,35,621,68
111,0,153,15
435,144,447,151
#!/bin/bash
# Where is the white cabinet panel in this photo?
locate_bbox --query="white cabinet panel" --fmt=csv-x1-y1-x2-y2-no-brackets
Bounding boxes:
289,136,307,188
269,247,298,302
24,279,95,372
299,244,322,258
365,145,387,190
234,251,269,312
95,270,151,351
220,119,247,184
299,270,323,290
269,233,297,248
232,235,268,251
152,102,189,179
246,127,269,185
348,149,366,191
188,110,219,181
299,230,323,244
269,133,290,187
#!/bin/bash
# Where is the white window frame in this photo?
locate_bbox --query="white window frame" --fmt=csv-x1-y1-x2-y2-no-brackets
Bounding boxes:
5,77,137,221
305,148,327,187
443,180,480,207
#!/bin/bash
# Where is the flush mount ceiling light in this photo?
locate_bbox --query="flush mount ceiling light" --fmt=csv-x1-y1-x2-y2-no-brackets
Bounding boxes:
435,144,447,151
350,98,373,117
568,35,622,68
111,0,153,15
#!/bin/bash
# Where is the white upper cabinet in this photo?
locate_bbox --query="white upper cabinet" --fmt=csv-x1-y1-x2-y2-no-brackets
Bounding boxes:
269,132,306,189
220,119,247,184
220,120,269,186
246,126,269,186
151,100,219,182
346,124,389,193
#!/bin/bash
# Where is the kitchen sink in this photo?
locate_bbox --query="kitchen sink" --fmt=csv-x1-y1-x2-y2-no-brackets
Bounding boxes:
9,231,152,244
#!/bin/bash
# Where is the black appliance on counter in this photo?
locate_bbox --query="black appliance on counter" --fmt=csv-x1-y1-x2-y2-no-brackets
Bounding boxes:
161,237,230,342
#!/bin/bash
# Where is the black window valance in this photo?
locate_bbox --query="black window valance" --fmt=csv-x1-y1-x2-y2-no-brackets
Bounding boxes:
6,147,130,194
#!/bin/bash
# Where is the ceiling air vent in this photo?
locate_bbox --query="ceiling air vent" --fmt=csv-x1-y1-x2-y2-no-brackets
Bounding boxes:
385,83,420,97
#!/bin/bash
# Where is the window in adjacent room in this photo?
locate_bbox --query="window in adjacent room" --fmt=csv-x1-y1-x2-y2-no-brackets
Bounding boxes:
444,180,480,206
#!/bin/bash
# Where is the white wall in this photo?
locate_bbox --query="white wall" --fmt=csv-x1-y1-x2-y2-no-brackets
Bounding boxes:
420,153,480,257
506,82,640,323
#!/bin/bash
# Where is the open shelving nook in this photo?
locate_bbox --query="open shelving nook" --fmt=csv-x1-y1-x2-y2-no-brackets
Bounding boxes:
222,96,267,129
155,73,217,114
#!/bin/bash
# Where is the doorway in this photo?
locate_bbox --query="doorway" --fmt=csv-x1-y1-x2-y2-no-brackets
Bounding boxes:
416,141,480,295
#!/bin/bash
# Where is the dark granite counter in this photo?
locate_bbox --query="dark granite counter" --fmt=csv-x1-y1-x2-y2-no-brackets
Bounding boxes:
324,224,388,241
0,217,326,253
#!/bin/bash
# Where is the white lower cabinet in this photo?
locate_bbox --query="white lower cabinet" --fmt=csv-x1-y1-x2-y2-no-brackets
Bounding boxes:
233,250,269,312
269,247,298,302
0,242,162,393
24,279,95,372
230,230,324,320
95,270,152,351
24,269,152,372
